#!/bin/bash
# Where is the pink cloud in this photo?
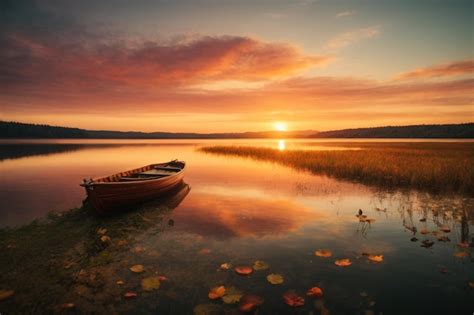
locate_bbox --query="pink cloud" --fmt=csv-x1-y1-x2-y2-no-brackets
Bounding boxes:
0,33,331,92
395,59,474,80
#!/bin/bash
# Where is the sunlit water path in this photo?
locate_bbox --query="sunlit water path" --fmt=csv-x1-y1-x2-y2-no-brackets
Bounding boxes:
0,139,472,314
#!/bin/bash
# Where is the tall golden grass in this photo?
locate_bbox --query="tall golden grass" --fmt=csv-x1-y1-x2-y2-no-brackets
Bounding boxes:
201,143,474,195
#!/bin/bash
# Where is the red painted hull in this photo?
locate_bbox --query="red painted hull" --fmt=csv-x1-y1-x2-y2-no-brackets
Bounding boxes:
82,161,185,213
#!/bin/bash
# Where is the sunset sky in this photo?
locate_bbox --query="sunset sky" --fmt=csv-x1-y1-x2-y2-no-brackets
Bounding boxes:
0,0,472,132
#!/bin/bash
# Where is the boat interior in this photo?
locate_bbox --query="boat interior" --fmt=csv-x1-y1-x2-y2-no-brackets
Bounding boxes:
94,161,185,183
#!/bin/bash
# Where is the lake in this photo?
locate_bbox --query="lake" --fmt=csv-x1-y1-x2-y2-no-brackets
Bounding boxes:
0,139,473,314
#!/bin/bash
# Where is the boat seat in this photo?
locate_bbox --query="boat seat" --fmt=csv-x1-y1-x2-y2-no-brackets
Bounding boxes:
120,175,163,181
154,166,182,172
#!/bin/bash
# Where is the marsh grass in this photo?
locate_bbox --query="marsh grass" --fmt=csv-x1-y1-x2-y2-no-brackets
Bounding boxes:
201,143,474,195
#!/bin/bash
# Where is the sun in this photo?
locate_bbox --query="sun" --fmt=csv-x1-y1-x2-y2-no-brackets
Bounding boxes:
273,122,287,132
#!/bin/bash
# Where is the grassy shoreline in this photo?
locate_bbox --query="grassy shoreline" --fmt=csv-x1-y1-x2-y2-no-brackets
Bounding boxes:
200,143,474,195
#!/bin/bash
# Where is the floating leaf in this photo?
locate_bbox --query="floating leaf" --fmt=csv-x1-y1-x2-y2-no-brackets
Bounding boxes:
239,294,264,312
100,235,111,243
360,291,368,297
283,291,305,307
266,273,284,285
367,255,383,263
208,286,225,300
453,251,468,258
124,292,137,299
141,276,161,291
440,226,451,233
306,287,323,297
130,264,144,273
198,248,211,255
457,242,469,248
116,280,125,285
221,287,243,304
439,267,449,274
158,275,169,281
0,290,14,301
420,229,429,235
220,263,231,270
335,258,352,267
315,249,332,258
469,282,474,289
410,237,418,242
97,228,107,235
235,266,253,276
252,260,269,270
437,236,450,242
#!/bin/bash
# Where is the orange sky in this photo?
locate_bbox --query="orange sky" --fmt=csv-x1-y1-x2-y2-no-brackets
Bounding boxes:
0,0,472,132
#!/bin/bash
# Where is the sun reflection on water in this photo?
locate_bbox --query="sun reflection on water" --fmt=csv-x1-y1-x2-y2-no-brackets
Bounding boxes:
278,139,286,151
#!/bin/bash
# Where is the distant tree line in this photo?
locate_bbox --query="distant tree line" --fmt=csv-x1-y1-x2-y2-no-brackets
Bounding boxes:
311,123,474,138
1,121,473,139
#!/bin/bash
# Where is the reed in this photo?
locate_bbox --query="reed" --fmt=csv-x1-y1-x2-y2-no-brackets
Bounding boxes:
201,143,474,195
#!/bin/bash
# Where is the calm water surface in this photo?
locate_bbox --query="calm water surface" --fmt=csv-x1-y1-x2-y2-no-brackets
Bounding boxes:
0,139,472,314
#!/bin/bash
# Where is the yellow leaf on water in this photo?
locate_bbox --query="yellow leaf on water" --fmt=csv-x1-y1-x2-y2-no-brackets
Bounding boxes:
208,286,225,300
141,276,161,291
116,280,125,285
221,287,243,304
100,235,111,243
253,260,269,270
267,273,284,285
220,263,231,270
368,255,384,263
0,289,14,301
130,264,144,273
315,249,332,258
335,258,352,267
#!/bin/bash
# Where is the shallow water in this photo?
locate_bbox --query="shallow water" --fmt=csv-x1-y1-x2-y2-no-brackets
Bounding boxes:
0,139,473,314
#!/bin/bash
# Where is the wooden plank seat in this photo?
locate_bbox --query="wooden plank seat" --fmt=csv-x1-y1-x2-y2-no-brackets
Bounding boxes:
154,166,182,172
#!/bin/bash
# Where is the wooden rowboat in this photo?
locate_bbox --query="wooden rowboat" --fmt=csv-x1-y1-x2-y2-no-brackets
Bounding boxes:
80,160,186,213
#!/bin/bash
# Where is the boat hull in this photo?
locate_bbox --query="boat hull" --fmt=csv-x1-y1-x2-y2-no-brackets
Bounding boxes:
83,161,185,214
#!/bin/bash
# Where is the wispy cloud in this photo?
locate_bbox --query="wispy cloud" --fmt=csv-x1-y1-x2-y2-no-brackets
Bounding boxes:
395,59,474,80
325,25,381,50
336,10,356,18
263,12,287,19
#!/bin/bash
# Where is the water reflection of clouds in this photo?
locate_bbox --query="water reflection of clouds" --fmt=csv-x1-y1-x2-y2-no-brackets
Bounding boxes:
171,192,324,239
